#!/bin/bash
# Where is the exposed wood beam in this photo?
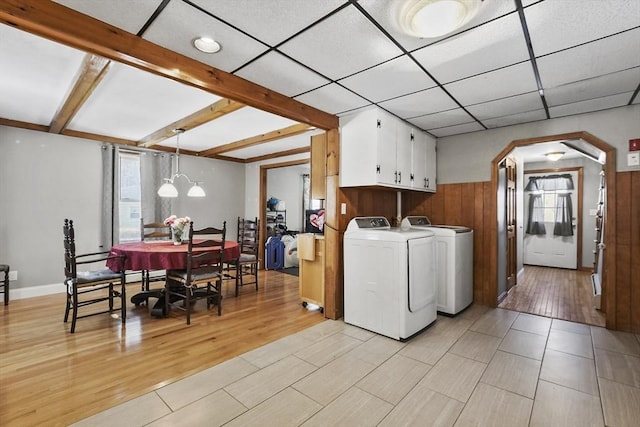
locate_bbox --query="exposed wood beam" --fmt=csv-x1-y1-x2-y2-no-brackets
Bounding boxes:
243,146,310,163
49,53,111,134
0,0,338,130
201,123,314,157
137,98,245,148
61,129,137,147
0,117,49,132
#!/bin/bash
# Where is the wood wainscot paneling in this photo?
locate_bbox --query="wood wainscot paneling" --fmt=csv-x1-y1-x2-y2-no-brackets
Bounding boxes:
614,171,640,333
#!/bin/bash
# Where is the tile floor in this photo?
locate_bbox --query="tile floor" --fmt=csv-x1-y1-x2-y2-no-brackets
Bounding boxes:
72,306,640,426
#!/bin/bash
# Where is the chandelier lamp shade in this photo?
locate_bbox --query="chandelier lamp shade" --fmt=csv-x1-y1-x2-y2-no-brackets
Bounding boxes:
157,128,206,198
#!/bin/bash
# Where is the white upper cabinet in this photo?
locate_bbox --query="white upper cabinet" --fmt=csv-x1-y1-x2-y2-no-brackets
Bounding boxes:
411,130,437,192
339,107,436,192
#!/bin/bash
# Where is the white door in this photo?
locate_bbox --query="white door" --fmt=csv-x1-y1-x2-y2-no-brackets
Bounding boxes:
523,171,578,269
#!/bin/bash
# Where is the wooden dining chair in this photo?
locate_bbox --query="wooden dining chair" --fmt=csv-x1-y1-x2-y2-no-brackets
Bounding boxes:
63,219,127,333
165,221,226,325
139,218,171,292
227,217,260,296
0,264,9,305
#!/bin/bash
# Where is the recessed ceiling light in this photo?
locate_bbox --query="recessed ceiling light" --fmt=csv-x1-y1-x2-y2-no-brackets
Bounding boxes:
400,0,482,38
193,37,221,53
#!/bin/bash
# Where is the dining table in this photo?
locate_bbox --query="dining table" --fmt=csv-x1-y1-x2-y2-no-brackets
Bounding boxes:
107,239,240,317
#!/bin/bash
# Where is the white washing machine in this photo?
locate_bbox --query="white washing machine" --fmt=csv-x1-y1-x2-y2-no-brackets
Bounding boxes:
343,217,437,340
401,216,474,315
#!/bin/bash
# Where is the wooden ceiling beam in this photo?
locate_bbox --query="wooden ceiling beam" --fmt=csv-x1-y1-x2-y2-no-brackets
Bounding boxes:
0,1,338,130
61,129,138,147
242,146,310,164
137,98,245,148
200,123,314,157
49,53,111,134
0,117,49,132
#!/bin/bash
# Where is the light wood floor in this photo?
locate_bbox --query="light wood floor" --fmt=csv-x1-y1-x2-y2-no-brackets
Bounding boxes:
498,265,605,327
0,270,324,426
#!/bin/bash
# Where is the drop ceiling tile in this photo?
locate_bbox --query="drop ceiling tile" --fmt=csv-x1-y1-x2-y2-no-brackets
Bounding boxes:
525,0,640,56
412,13,529,84
408,108,474,130
143,0,269,73
549,92,635,119
358,0,516,52
0,25,85,125
445,62,539,106
190,0,346,46
339,55,436,103
537,28,640,89
294,84,371,115
429,122,485,138
466,92,543,121
545,68,640,107
378,87,458,119
68,62,221,140
278,5,403,80
53,0,161,35
482,109,547,129
235,51,330,97
165,107,299,152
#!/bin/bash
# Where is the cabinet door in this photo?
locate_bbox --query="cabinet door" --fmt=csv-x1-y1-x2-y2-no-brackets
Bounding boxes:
395,122,413,188
412,130,427,190
425,136,437,192
376,112,397,186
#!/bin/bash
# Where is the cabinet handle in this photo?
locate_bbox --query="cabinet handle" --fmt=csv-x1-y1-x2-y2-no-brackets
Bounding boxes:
398,171,401,183
394,171,398,183
426,178,430,188
410,173,414,182
376,164,380,174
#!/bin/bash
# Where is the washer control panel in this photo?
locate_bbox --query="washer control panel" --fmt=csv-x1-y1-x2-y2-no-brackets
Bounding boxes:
354,217,390,229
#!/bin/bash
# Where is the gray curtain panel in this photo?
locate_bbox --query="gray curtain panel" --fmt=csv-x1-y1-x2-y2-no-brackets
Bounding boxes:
526,193,546,235
553,193,574,236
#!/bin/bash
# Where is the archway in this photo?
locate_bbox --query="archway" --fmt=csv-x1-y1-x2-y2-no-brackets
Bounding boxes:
489,131,617,328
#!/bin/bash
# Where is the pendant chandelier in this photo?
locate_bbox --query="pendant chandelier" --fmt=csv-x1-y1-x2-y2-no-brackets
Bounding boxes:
157,128,206,198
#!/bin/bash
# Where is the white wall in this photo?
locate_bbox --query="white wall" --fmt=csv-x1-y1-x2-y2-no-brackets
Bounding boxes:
437,104,640,184
0,125,245,294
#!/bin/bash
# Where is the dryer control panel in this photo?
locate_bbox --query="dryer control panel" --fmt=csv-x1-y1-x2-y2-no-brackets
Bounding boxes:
352,217,390,229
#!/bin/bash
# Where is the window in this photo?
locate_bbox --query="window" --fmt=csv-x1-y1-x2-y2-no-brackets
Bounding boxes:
525,174,574,236
118,152,141,242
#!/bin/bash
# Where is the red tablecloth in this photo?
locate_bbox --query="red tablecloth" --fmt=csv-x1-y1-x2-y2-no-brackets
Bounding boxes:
106,240,240,272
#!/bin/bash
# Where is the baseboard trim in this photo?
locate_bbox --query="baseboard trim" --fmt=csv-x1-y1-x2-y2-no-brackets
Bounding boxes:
11,283,64,300
9,273,144,301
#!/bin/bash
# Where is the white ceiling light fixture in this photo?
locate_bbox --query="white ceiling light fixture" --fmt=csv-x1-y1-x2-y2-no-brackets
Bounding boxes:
545,151,565,162
158,128,206,198
193,36,221,53
400,0,482,38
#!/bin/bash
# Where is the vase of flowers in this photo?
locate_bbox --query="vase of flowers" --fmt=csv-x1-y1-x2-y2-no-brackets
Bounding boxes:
164,215,191,245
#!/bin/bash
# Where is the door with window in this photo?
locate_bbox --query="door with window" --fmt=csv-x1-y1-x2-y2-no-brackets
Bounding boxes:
523,170,579,269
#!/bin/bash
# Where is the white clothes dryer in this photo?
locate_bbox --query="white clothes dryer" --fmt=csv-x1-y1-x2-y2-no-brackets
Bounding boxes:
401,216,474,315
343,217,437,340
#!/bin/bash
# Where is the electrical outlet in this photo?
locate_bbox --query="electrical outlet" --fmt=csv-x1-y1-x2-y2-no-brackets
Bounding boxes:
8,270,17,281
341,203,347,215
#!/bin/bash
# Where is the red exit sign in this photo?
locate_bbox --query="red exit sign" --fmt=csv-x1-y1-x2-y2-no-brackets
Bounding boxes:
631,138,640,151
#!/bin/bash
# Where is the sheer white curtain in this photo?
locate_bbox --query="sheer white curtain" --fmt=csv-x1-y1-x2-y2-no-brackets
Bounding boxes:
101,145,172,247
